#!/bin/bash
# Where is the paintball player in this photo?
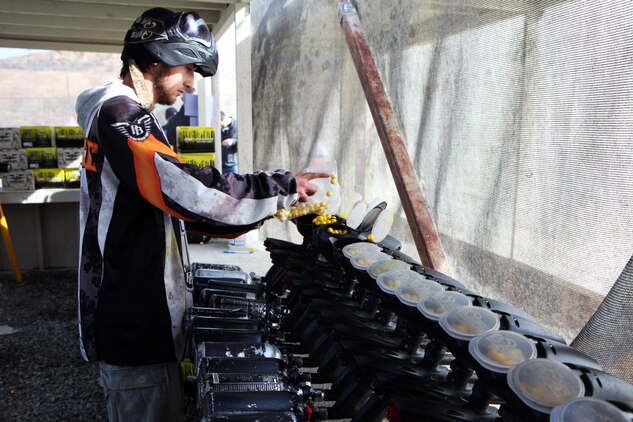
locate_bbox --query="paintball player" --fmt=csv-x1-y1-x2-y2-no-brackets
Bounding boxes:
220,110,238,174
74,7,327,421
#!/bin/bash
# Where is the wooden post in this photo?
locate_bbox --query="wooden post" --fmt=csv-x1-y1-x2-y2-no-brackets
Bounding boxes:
338,0,451,275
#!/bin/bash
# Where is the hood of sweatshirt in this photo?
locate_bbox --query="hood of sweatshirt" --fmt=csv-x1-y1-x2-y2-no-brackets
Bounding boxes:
75,82,138,134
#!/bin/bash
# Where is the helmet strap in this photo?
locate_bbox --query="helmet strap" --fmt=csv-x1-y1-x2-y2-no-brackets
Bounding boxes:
128,59,155,112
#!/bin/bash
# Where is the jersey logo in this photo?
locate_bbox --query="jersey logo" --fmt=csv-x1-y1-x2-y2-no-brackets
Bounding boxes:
111,115,152,141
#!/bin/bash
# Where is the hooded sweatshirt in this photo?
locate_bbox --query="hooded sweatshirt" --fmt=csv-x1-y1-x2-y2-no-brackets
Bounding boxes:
75,81,297,365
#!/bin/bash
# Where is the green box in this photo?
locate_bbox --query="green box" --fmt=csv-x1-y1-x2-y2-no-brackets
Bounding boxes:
33,168,66,189
179,152,215,168
176,126,215,153
26,147,58,169
54,126,85,148
20,126,52,148
63,168,81,188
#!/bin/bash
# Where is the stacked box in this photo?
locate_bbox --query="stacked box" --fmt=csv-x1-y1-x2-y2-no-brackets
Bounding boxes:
54,126,84,148
0,170,35,191
0,129,30,189
57,147,83,168
26,147,57,169
0,149,28,171
0,128,21,149
176,126,215,153
63,168,81,188
179,152,215,168
33,168,65,189
0,128,84,191
20,126,52,148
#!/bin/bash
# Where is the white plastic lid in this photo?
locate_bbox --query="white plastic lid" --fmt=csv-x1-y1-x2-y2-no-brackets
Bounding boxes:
376,269,427,296
367,259,410,280
365,198,386,215
342,242,381,259
354,200,386,234
418,291,472,321
468,330,537,374
550,397,629,422
350,251,392,271
439,306,500,341
346,200,367,230
507,358,584,414
370,208,393,243
394,278,444,307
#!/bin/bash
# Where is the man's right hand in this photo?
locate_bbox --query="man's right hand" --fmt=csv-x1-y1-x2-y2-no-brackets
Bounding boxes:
294,171,331,202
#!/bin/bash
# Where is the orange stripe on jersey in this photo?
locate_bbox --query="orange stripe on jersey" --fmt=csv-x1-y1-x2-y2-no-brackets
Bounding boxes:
82,138,99,172
127,134,191,221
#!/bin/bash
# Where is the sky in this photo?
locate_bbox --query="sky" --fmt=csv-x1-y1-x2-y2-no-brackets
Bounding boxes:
0,48,46,60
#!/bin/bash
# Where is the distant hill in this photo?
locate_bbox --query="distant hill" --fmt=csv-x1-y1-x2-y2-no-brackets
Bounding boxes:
0,51,121,127
0,48,236,128
0,50,120,73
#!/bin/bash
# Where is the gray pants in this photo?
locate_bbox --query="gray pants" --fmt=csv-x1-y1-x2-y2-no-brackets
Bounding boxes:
99,362,184,422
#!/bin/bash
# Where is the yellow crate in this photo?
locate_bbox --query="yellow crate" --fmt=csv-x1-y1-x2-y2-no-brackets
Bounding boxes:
26,147,57,169
20,126,52,148
179,152,215,168
63,168,81,188
176,126,215,153
54,126,85,148
33,168,65,189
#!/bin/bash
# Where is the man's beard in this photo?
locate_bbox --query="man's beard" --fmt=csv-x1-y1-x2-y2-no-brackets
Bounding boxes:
153,67,178,106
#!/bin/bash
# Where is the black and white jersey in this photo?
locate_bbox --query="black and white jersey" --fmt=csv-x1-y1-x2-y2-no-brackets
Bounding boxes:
75,82,297,365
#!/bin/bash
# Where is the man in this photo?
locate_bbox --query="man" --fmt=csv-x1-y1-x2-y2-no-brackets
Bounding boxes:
161,106,178,136
220,111,238,174
75,8,327,422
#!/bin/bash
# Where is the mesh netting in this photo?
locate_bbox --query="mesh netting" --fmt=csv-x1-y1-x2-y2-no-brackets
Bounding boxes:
571,254,633,382
251,0,633,382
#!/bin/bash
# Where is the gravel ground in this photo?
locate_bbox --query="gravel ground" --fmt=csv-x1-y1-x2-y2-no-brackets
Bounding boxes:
0,269,107,421
0,242,308,422
0,243,273,422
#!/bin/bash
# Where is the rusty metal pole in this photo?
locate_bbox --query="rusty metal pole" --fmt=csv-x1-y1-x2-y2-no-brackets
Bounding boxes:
338,0,451,275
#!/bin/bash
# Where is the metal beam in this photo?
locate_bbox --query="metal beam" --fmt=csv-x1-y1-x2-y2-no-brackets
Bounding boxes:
338,0,452,275
0,24,123,43
0,13,131,31
0,0,155,17
0,38,122,53
0,1,219,23
50,0,233,12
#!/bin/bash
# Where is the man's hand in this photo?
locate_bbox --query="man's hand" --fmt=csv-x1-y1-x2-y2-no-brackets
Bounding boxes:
294,172,331,202
222,138,236,147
